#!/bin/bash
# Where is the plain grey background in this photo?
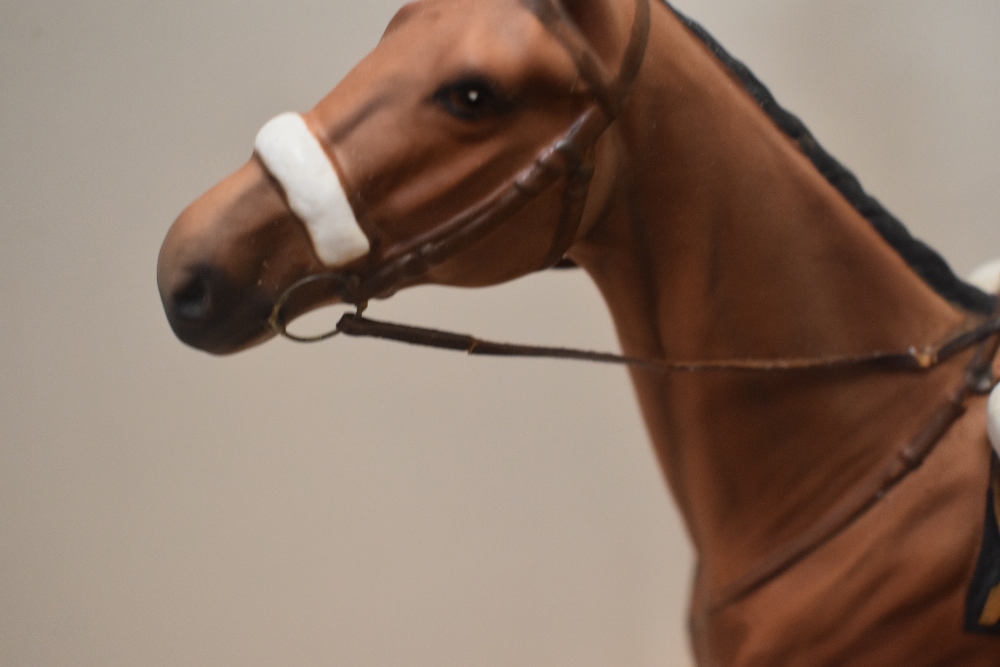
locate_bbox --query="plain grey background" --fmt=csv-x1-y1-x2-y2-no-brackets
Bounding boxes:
2,1,998,665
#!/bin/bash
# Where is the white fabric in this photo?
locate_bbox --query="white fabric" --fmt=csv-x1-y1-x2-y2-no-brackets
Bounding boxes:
967,258,1000,295
968,260,1000,455
989,383,1000,457
255,112,370,266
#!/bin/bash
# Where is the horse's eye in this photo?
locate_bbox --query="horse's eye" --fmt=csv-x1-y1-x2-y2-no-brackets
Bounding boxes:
434,79,507,121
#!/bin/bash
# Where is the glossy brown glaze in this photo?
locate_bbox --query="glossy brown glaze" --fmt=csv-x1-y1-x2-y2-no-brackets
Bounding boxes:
157,0,1000,663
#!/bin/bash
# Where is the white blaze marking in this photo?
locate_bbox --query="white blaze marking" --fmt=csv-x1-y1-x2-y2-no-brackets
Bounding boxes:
254,112,370,267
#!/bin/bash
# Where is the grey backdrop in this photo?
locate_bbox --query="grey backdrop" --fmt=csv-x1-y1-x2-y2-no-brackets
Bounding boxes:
2,1,998,665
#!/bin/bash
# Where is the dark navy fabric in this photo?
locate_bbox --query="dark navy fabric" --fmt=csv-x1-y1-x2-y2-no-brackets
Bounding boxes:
966,454,1000,635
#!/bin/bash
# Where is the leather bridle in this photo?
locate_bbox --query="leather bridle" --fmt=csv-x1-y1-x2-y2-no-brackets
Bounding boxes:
268,0,651,332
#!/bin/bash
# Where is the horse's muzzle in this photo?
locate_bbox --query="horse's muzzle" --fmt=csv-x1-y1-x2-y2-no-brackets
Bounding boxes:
157,156,326,354
158,260,275,354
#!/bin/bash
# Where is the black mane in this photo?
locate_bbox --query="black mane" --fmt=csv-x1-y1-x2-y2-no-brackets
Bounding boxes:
666,2,996,314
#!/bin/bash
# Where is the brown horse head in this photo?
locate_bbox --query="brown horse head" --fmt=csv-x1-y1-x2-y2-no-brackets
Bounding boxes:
157,0,648,354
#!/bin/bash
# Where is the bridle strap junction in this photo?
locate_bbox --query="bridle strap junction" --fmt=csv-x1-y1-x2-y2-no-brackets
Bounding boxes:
350,107,607,304
529,0,652,119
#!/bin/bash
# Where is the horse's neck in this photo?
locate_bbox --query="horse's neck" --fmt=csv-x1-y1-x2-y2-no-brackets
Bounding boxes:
571,5,969,588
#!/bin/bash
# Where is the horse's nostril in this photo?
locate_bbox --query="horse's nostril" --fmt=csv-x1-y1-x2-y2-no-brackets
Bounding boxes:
172,275,210,320
159,264,272,353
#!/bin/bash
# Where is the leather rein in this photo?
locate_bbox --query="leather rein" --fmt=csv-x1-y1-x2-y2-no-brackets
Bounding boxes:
268,0,1000,612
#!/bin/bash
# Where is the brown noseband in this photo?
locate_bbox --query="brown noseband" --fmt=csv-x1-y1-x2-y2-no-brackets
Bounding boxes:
269,0,652,338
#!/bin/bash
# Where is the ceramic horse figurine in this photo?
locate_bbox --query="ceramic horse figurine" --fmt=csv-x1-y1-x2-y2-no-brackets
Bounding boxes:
157,0,1000,663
